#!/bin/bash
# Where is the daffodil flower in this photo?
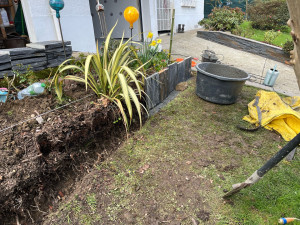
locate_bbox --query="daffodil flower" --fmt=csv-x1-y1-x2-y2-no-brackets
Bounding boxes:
150,40,156,46
147,32,153,39
157,39,162,44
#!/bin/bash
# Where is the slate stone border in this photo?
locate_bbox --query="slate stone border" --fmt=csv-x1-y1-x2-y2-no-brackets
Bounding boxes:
145,57,192,110
197,31,289,63
0,41,72,78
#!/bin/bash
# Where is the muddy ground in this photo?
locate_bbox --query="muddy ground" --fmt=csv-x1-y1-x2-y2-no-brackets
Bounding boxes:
0,81,131,224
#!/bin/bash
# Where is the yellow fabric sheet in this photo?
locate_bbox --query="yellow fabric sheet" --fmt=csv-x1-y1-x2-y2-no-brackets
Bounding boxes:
243,90,300,141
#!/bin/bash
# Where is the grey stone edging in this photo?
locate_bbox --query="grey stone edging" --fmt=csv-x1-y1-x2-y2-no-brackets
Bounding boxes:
197,30,289,63
145,57,192,110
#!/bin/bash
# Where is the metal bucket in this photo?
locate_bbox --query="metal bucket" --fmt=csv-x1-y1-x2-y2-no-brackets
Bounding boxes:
196,63,250,104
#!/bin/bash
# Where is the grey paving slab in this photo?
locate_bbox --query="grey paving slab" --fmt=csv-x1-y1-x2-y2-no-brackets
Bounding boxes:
0,70,13,78
27,41,71,50
0,54,11,63
13,61,47,71
159,68,169,102
45,46,72,53
0,63,12,70
168,62,178,94
11,57,47,66
177,60,185,83
184,57,192,81
0,47,44,56
145,72,160,110
10,53,46,60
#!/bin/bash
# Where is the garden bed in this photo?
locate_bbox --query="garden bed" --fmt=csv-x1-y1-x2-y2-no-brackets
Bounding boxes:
0,81,131,223
0,57,192,223
197,30,289,63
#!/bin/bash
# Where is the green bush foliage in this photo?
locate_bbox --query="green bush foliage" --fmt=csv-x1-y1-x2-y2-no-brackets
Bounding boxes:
264,30,281,44
248,0,289,30
199,6,244,31
282,40,294,55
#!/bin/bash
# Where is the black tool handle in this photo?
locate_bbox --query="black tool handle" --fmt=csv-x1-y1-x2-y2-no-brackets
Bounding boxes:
258,132,300,177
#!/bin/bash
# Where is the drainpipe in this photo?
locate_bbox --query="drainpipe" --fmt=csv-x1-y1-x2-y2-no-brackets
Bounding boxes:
138,0,144,42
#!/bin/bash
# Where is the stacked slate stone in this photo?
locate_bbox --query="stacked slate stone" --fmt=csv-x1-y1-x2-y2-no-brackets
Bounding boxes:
0,54,12,78
27,41,72,68
0,47,47,74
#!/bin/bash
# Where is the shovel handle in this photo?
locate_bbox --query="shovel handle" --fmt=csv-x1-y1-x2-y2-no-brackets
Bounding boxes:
257,132,300,177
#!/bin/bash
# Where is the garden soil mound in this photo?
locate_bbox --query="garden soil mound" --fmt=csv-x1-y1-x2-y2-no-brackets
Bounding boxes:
0,81,127,223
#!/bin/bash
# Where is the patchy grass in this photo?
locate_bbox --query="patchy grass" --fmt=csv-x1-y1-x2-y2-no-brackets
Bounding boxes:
45,78,300,225
238,21,292,47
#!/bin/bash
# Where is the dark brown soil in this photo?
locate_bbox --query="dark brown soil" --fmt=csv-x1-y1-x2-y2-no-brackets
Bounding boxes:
0,81,130,224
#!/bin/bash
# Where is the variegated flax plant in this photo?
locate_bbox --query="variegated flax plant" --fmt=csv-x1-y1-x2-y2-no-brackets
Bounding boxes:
52,23,147,131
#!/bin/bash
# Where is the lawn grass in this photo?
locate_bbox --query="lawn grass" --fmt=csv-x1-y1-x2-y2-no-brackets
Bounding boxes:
238,21,292,47
46,78,300,225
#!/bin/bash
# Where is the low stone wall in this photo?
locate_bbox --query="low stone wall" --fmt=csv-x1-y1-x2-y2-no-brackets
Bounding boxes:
0,41,72,78
197,31,289,63
145,57,192,110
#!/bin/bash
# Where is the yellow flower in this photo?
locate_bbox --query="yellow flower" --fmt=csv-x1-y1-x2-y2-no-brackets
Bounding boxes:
157,39,162,44
147,32,153,39
150,40,156,46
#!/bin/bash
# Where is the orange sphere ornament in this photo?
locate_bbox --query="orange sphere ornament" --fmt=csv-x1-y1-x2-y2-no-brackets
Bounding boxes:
124,6,139,29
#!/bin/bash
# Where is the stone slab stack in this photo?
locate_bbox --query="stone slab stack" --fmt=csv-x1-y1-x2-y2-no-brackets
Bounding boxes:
27,41,72,68
0,54,12,78
0,47,47,74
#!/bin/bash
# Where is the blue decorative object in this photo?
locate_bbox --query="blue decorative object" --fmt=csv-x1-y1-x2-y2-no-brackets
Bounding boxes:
49,0,64,18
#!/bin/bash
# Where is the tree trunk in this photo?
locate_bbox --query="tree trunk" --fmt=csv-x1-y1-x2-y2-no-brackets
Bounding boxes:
286,0,300,90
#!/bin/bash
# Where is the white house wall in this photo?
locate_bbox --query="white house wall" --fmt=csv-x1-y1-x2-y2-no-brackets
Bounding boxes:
174,0,204,31
22,0,96,53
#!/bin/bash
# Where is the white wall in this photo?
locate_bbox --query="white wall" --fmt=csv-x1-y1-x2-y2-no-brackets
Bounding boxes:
141,0,158,40
22,0,97,53
144,0,204,38
174,0,204,32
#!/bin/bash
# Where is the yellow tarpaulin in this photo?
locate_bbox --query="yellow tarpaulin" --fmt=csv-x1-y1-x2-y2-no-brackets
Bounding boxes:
243,90,300,141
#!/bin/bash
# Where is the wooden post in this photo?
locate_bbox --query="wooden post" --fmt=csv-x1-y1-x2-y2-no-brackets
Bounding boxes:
168,8,175,62
0,13,7,39
286,0,300,89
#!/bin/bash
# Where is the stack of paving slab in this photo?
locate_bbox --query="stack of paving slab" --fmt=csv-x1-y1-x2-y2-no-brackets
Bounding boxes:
0,47,47,74
0,54,12,78
27,41,72,68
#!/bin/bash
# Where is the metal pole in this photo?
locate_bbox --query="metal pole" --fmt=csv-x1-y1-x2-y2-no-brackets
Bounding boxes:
130,28,133,46
168,8,175,61
58,18,67,60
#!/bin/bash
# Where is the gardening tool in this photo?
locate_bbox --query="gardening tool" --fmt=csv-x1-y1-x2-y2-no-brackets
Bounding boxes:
49,0,67,59
263,65,279,87
95,0,107,38
223,132,300,198
279,218,300,224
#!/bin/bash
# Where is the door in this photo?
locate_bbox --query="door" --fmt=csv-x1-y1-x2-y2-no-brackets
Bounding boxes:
89,0,142,41
157,0,172,32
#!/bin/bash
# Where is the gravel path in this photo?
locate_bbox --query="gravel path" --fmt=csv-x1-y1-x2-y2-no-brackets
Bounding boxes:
159,30,300,96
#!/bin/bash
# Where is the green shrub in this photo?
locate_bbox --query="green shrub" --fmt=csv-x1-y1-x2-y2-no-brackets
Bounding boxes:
282,40,294,55
199,6,244,31
264,30,281,44
248,0,289,30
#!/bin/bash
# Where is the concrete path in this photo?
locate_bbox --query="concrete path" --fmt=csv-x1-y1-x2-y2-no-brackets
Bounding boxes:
159,30,300,96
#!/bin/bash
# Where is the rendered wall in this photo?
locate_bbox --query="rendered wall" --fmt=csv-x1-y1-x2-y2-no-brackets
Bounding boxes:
174,0,204,31
22,0,97,53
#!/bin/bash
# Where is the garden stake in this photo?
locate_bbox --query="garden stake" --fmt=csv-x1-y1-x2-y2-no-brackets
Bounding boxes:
278,218,300,224
223,132,300,198
49,0,67,59
168,8,175,62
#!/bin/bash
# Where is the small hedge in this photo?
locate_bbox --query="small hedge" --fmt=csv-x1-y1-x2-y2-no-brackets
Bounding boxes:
199,6,244,32
248,0,289,30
